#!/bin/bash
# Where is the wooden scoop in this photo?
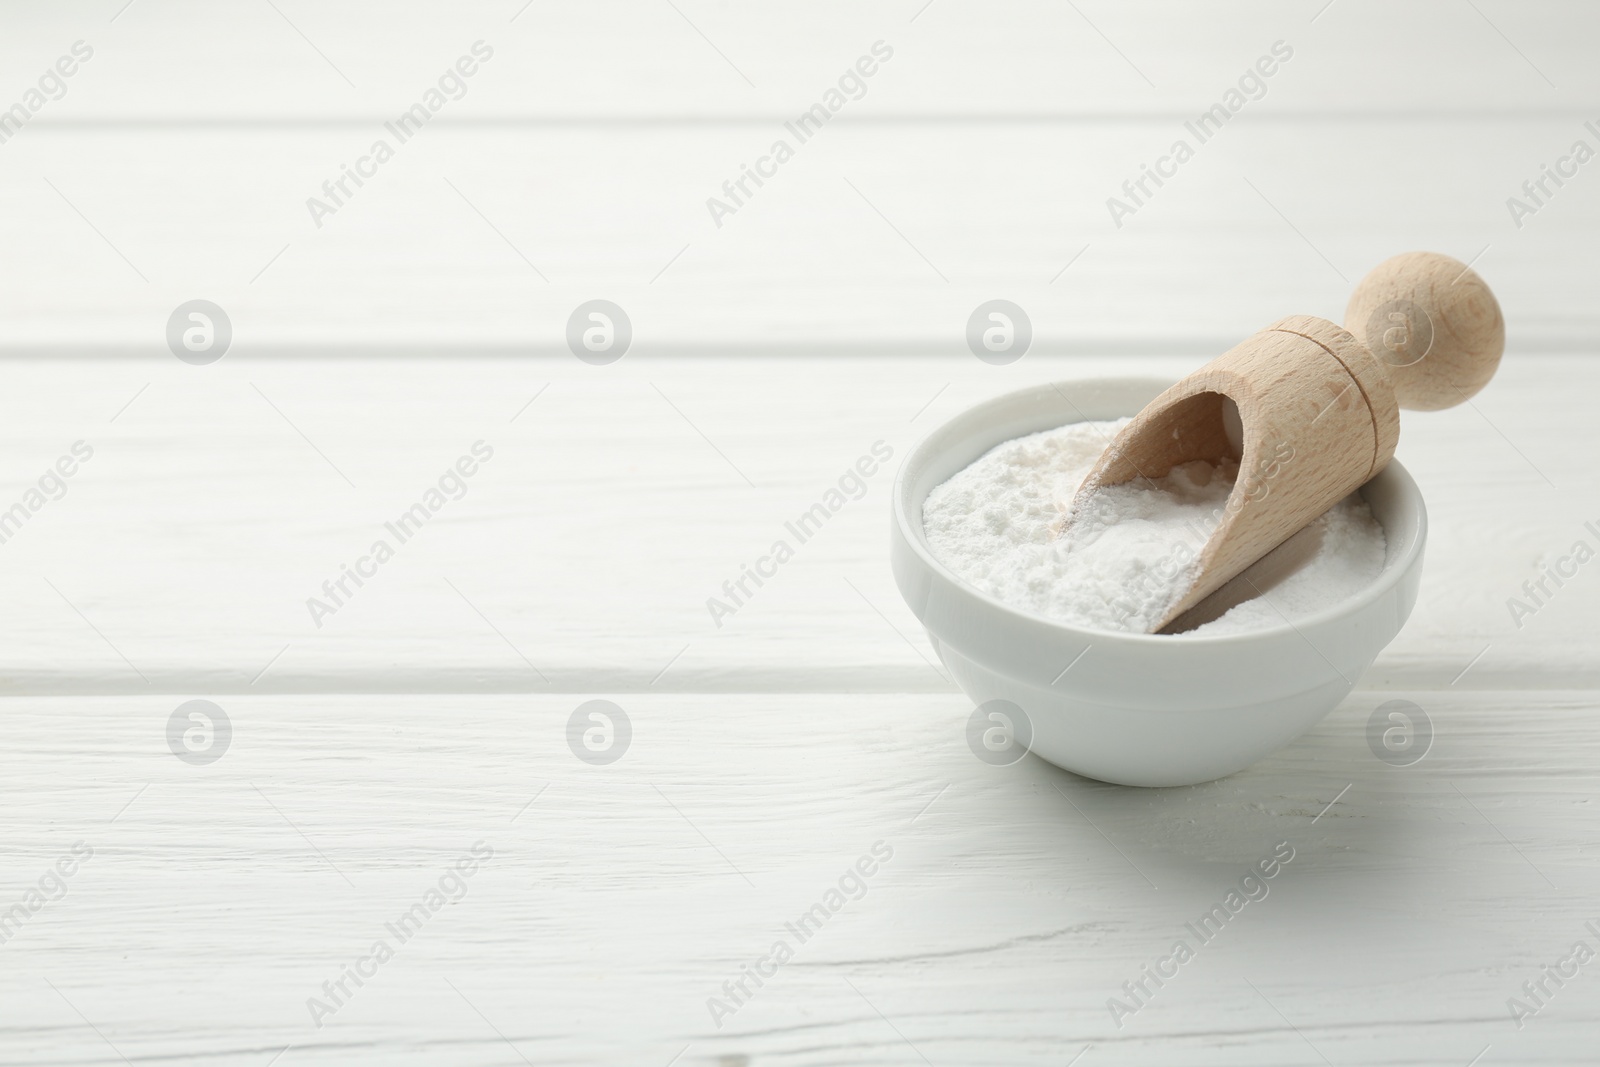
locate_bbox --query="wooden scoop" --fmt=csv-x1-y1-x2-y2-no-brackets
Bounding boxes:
1063,251,1504,632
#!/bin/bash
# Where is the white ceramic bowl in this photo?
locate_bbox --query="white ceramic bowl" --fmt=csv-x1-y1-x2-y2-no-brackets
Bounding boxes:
890,377,1426,787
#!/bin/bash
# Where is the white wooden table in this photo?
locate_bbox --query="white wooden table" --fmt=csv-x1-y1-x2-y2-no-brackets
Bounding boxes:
4,3,1599,1064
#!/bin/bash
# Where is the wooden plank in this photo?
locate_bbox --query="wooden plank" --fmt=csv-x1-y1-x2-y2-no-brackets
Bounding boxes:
2,0,1590,120
1,117,1596,351
0,354,1585,691
2,689,1596,1065
0,8,1592,1065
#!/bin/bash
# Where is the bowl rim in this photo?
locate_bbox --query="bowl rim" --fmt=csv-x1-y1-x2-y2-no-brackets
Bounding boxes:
892,375,1428,647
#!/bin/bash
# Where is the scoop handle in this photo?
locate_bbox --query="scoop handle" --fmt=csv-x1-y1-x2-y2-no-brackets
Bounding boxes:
1344,251,1505,412
1064,250,1504,633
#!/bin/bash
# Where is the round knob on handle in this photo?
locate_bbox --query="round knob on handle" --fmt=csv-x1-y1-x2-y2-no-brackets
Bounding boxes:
1344,251,1505,411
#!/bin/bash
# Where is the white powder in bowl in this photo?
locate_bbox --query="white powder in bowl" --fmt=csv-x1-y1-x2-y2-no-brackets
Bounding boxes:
921,419,1387,636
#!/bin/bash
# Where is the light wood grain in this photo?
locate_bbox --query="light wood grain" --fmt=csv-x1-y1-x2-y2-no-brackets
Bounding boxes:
2,4,1596,1063
1075,251,1505,630
2,119,1597,352
1071,320,1393,628
0,2,1594,351
0,354,1582,691
1345,251,1507,411
3,689,1597,1066
5,0,1594,122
